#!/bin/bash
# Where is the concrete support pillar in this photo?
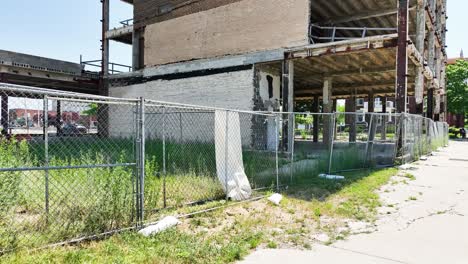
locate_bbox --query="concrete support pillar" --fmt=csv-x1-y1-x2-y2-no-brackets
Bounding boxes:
427,0,436,72
101,0,110,77
132,31,140,71
366,91,374,124
381,97,387,140
281,59,294,151
415,0,426,110
427,88,434,120
396,0,409,113
312,95,319,143
98,0,110,138
322,78,333,145
1,95,8,135
132,29,143,70
368,92,375,113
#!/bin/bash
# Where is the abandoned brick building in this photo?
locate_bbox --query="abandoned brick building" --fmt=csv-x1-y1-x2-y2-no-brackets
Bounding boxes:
105,0,447,123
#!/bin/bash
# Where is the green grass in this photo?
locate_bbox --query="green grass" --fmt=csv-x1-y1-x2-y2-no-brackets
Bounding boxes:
0,136,278,253
402,173,416,181
2,168,398,263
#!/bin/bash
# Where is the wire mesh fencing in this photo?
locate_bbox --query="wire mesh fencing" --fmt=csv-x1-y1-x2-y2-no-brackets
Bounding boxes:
0,83,449,253
0,85,141,253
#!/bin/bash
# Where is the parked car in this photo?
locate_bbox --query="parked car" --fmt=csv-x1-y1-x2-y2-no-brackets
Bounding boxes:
61,123,87,136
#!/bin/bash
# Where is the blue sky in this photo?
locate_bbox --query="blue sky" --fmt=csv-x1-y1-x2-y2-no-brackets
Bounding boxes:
1,0,133,66
0,0,466,68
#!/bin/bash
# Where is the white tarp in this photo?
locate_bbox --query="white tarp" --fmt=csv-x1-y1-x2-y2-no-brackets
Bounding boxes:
215,111,252,201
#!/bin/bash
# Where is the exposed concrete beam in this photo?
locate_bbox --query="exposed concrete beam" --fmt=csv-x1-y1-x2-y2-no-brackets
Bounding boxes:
296,82,396,95
106,25,133,45
140,49,284,79
288,34,398,59
320,66,395,78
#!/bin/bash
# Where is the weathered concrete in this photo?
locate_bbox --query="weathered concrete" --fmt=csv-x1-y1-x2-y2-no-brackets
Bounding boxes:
241,141,468,264
0,49,82,75
144,0,309,66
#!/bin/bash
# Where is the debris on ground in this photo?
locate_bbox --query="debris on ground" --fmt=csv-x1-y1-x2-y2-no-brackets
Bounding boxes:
138,216,180,237
319,174,345,180
268,193,283,205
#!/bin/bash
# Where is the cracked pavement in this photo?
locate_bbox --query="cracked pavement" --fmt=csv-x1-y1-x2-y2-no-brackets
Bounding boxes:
240,141,468,264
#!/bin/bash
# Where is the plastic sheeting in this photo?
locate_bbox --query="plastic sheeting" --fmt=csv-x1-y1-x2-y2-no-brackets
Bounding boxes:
138,216,180,237
214,111,252,201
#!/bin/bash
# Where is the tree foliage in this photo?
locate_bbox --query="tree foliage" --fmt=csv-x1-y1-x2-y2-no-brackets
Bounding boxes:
446,60,468,115
82,103,98,116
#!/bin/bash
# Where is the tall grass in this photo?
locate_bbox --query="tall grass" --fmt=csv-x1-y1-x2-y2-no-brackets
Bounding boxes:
0,137,279,252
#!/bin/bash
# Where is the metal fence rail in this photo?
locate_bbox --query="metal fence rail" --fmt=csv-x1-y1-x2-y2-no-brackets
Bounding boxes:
0,83,449,253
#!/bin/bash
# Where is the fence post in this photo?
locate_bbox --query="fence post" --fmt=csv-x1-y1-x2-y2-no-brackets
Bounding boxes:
133,100,139,226
365,113,376,167
43,95,49,219
162,106,167,208
290,113,295,184
224,110,229,200
275,114,280,191
138,97,145,224
327,113,336,174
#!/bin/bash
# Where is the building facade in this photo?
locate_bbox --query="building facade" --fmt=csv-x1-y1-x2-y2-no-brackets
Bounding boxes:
103,0,448,145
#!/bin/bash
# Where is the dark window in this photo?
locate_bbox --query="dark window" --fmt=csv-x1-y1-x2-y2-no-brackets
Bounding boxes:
267,75,274,99
159,3,173,14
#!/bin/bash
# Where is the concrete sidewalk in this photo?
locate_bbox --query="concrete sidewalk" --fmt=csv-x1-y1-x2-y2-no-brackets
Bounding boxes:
241,141,468,264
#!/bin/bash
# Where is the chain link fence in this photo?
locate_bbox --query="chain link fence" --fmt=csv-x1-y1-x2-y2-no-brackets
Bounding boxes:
0,83,448,253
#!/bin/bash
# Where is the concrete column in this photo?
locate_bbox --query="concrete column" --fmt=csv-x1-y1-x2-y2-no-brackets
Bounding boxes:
427,0,436,72
281,59,294,151
368,92,375,113
396,0,409,113
312,95,319,143
381,97,387,140
101,0,110,77
322,78,333,145
132,29,141,70
367,91,374,124
98,0,110,138
427,88,434,119
415,0,426,110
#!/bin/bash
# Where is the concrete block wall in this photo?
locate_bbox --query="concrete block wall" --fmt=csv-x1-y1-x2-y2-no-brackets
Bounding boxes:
144,0,310,66
108,69,258,144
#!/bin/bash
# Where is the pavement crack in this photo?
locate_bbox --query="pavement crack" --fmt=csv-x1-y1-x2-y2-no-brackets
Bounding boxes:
399,205,463,231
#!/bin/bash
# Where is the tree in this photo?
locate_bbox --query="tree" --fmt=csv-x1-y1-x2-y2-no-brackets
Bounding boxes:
446,60,468,118
82,103,98,117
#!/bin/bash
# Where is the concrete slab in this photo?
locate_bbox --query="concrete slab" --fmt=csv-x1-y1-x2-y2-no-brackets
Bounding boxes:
240,141,468,264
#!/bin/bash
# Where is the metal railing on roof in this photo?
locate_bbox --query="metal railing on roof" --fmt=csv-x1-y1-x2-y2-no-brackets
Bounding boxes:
119,18,134,27
309,24,398,44
80,59,132,75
